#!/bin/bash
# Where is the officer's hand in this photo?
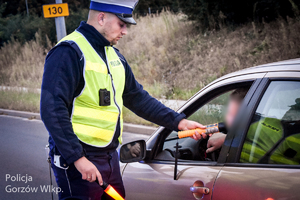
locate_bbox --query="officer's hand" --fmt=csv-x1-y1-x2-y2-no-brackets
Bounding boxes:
129,143,141,158
74,157,103,185
192,130,208,140
206,133,226,153
178,119,207,140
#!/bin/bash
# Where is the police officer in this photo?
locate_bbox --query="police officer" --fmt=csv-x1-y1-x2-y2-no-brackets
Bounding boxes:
40,0,205,199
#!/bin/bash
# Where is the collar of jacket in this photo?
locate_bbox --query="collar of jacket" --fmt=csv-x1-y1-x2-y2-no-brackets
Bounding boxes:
76,21,111,49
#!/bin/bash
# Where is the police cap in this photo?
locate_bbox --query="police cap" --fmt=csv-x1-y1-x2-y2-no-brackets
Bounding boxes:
90,0,139,25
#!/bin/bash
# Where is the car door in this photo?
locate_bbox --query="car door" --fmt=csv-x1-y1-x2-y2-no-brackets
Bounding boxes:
122,78,259,200
213,73,300,200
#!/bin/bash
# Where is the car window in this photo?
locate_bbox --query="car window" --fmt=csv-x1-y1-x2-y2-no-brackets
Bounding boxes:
240,81,300,165
159,90,234,162
188,92,229,125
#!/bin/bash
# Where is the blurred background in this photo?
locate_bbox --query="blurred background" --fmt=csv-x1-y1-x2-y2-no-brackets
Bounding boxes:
0,0,300,126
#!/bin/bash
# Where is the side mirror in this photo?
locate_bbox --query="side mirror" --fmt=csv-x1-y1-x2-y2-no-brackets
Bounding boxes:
119,140,146,163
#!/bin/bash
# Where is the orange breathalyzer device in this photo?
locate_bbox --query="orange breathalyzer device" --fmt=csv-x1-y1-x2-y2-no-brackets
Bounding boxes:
178,123,226,139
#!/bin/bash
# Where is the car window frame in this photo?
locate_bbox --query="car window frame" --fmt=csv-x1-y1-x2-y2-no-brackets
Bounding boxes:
147,79,260,166
225,76,300,169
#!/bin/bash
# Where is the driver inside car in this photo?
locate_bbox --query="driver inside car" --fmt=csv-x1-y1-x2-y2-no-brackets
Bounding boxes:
192,89,300,165
191,88,249,153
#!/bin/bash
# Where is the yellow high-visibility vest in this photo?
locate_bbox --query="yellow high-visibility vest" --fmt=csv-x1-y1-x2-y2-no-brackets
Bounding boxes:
59,31,125,147
240,117,300,165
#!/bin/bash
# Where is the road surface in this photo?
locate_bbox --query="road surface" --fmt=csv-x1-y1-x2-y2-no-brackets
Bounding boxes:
0,115,149,200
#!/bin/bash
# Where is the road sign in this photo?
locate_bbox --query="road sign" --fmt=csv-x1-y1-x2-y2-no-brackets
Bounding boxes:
43,3,69,18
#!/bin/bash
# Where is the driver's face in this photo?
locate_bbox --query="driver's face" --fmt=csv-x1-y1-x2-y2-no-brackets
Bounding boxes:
225,100,241,128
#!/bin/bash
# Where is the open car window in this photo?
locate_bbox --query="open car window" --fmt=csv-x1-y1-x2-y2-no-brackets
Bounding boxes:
240,81,300,165
156,90,237,162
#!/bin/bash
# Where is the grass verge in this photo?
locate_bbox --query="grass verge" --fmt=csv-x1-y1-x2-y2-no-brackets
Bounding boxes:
123,107,157,127
0,90,40,113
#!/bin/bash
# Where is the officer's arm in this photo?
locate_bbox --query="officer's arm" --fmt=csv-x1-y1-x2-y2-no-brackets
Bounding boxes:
40,44,84,165
119,54,186,131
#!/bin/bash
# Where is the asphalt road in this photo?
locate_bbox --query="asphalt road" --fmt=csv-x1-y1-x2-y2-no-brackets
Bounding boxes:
0,115,149,200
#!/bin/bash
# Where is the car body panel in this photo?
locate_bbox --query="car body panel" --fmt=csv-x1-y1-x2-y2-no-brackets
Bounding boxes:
122,162,222,200
213,166,300,200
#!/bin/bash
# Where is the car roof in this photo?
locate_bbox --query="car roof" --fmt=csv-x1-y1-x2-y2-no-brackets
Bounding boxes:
212,58,300,83
226,58,300,77
188,58,300,101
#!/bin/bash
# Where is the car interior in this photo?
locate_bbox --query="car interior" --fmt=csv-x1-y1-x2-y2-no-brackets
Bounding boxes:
157,132,222,162
154,83,253,163
154,81,300,165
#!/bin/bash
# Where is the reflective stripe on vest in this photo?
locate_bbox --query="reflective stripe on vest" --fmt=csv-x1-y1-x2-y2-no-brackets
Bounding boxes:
59,31,125,147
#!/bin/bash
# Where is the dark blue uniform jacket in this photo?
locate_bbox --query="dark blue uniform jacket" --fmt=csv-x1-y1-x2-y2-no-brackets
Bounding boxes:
40,22,185,165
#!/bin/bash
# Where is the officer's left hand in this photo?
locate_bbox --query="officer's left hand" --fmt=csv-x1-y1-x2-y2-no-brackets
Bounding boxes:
178,119,207,140
129,143,141,158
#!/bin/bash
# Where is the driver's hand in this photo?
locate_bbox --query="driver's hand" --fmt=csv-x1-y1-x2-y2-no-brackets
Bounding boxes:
191,130,208,140
206,133,226,153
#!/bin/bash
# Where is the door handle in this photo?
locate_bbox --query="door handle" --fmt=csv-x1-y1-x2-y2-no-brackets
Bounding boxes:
190,186,210,195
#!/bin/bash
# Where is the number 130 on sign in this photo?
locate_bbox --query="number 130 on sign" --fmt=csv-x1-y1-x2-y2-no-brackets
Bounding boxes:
43,3,69,18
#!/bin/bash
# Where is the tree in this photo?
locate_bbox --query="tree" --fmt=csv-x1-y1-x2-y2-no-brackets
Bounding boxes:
179,0,300,30
0,0,89,17
0,0,89,46
135,0,179,15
